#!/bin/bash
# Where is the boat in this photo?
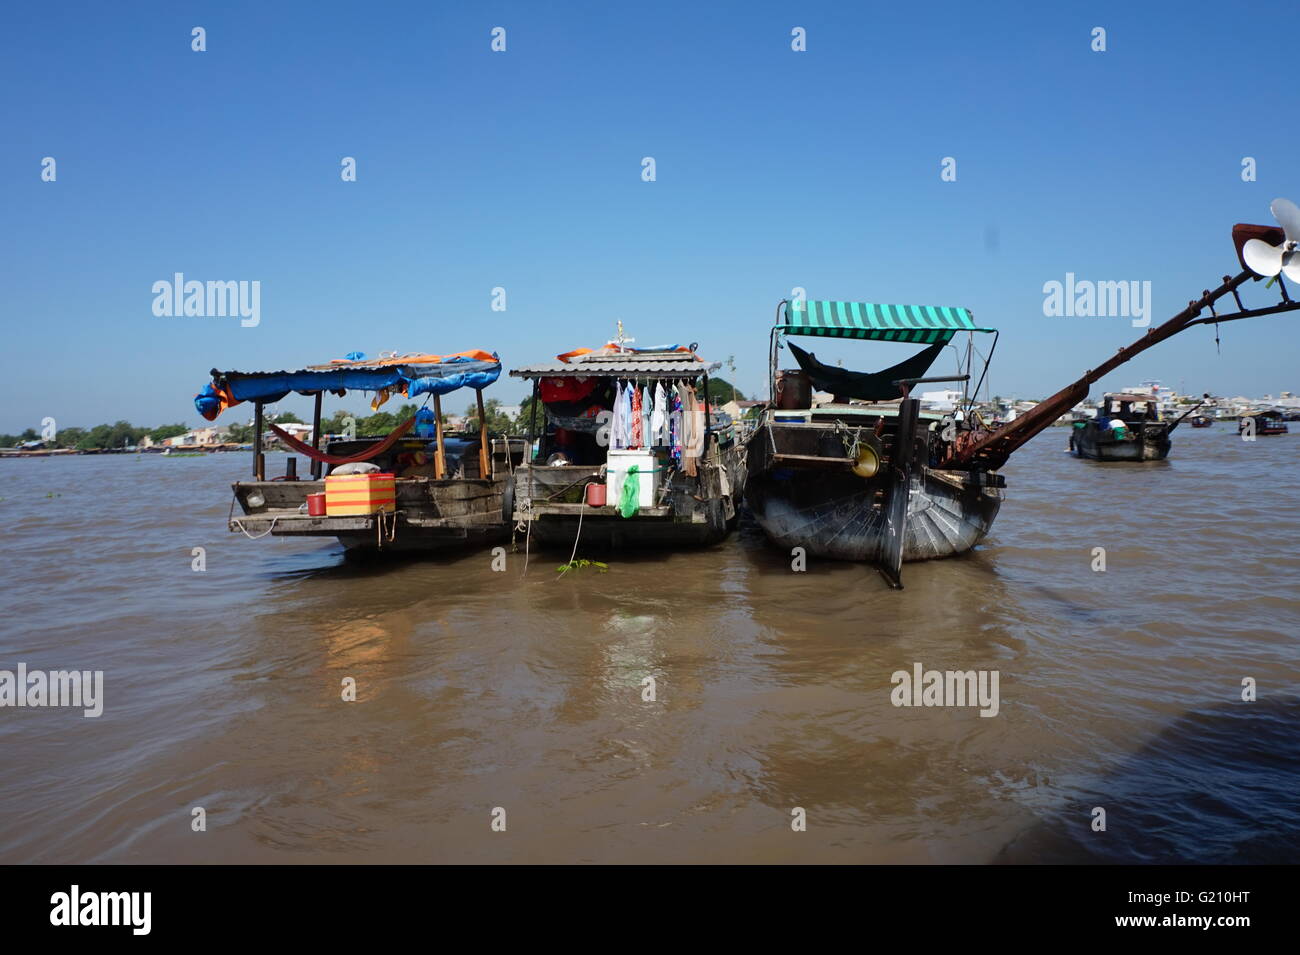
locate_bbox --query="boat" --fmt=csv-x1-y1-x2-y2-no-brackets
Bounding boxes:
1068,394,1171,460
195,350,526,552
507,337,746,550
1239,410,1289,436
1069,391,1212,460
1189,415,1214,428
745,198,1300,587
744,300,1004,588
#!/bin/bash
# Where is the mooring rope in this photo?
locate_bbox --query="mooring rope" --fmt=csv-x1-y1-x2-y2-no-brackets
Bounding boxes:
231,517,279,540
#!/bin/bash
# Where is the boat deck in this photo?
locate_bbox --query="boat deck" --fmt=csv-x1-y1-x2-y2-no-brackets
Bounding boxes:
231,508,502,534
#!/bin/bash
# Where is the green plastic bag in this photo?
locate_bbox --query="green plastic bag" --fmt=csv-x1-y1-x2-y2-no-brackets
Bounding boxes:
618,465,640,518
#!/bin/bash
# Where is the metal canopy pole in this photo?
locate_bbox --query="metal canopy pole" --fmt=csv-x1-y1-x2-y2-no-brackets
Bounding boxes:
253,400,265,481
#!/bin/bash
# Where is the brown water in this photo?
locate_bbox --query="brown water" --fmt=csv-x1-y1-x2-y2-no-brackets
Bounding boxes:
2,427,1297,864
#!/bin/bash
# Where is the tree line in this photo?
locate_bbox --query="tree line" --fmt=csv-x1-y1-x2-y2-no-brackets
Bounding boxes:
1,377,748,450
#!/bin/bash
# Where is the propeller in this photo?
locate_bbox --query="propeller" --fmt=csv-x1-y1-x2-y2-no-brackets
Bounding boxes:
1242,198,1300,281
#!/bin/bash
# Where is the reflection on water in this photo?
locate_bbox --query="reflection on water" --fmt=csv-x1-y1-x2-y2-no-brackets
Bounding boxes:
0,428,1297,863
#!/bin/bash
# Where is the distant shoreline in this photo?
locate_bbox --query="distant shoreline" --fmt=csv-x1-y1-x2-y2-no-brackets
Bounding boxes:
0,445,255,459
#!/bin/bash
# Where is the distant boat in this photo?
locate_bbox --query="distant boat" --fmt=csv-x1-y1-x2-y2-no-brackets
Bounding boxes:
1069,394,1174,461
1239,410,1289,436
1189,415,1214,428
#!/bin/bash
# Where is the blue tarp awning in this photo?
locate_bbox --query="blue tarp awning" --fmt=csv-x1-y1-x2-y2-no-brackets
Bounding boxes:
195,352,501,420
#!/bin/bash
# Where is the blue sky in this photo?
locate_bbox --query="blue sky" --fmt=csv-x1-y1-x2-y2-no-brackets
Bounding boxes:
2,0,1296,431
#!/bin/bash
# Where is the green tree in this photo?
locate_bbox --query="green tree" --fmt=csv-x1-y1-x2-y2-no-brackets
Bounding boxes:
55,427,87,449
224,422,253,444
516,395,542,433
464,397,514,433
149,423,188,443
705,376,744,404
272,411,303,424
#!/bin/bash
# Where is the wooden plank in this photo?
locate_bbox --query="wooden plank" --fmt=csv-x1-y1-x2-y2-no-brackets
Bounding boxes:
476,388,490,479
432,394,447,479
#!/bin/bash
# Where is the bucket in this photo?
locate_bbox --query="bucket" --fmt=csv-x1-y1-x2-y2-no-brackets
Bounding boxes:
585,483,607,507
775,369,811,410
307,492,327,516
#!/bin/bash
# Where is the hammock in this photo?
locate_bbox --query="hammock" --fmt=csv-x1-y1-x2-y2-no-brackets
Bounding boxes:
269,415,416,465
787,340,948,402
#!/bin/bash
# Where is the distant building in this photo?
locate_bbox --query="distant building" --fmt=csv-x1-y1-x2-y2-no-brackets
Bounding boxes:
919,389,964,413
164,427,223,447
271,422,313,446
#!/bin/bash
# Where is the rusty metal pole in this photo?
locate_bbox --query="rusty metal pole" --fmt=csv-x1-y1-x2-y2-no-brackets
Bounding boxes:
956,269,1256,469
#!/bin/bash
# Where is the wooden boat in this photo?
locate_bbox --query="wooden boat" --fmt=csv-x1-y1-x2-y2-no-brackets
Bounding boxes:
1239,410,1289,436
745,201,1300,587
745,301,1003,587
1190,415,1214,428
508,339,746,550
195,351,526,552
1069,394,1172,460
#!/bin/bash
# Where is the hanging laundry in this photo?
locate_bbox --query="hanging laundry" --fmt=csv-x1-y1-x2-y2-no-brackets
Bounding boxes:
611,381,625,450
623,380,635,447
669,385,683,463
678,382,700,476
630,383,644,448
641,384,653,447
651,381,667,446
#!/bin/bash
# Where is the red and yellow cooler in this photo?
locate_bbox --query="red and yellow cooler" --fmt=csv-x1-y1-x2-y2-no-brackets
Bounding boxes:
325,473,396,516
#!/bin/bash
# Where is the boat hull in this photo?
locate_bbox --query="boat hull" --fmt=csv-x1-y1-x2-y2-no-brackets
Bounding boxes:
230,476,509,553
745,446,1003,563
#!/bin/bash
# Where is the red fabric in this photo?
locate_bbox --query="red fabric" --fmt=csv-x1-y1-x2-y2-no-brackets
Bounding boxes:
269,416,416,465
540,377,597,403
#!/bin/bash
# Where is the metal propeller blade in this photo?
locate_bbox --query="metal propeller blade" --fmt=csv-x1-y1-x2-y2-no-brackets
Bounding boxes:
1243,237,1284,277
1284,249,1300,283
1271,198,1300,244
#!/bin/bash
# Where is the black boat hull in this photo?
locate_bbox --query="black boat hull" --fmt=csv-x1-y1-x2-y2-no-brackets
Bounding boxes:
745,460,1002,562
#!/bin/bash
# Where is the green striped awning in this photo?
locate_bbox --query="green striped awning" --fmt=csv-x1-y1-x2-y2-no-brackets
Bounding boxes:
779,300,994,344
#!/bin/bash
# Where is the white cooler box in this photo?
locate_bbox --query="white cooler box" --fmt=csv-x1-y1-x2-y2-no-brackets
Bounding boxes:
606,449,659,508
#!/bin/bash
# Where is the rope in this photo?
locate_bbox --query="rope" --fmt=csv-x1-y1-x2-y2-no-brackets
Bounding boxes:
518,499,533,577
231,517,279,540
375,509,398,547
560,484,597,575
